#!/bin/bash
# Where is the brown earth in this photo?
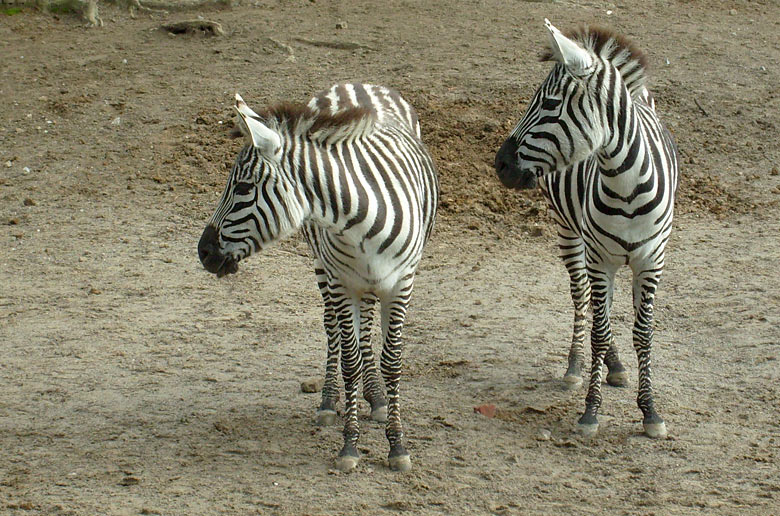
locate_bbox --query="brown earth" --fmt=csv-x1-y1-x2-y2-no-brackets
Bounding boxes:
1,0,779,514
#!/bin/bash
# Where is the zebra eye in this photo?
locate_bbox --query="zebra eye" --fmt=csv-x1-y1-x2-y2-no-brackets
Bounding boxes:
541,97,561,111
233,182,255,196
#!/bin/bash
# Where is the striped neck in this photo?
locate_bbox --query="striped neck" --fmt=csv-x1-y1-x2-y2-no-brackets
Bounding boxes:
593,82,650,199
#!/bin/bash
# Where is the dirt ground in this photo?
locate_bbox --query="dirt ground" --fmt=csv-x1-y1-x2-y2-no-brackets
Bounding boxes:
1,0,779,514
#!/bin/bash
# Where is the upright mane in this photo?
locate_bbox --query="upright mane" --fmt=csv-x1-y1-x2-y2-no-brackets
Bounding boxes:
541,25,649,98
257,102,376,145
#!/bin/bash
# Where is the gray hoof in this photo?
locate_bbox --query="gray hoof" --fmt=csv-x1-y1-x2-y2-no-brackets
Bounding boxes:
335,455,359,472
577,422,599,437
370,405,388,423
563,374,583,390
643,421,667,439
388,454,412,472
315,409,338,426
606,371,629,387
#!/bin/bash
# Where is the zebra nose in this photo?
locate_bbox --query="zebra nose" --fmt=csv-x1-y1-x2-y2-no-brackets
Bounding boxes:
198,224,221,269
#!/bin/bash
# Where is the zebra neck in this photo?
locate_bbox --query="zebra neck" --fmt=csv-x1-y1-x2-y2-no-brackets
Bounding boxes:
293,141,364,235
595,97,652,200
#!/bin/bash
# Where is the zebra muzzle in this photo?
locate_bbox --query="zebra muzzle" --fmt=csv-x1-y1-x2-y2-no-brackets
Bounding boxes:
198,224,240,277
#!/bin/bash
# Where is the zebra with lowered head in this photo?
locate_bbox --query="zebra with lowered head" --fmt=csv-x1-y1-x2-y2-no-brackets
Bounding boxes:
198,83,439,472
495,20,679,438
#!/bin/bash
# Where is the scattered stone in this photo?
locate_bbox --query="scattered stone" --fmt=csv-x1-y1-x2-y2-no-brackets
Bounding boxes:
119,476,140,486
89,287,101,295
536,429,552,441
335,21,348,29
4,160,11,168
770,167,779,176
23,197,36,206
529,226,544,237
729,8,737,15
8,218,19,225
111,116,121,125
473,403,496,418
162,20,224,37
301,377,324,393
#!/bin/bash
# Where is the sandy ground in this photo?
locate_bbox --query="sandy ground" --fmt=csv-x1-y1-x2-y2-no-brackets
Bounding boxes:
1,0,779,514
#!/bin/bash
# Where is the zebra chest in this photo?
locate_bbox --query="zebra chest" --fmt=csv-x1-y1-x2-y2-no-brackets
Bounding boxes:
311,231,414,294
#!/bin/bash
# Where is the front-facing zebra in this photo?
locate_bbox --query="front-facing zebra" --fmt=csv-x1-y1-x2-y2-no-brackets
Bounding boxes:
495,21,678,438
198,83,439,472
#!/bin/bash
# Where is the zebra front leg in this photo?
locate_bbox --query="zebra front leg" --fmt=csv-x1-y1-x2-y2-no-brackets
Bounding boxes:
381,280,414,472
314,266,340,426
577,266,616,436
359,295,388,423
559,229,589,389
632,269,667,438
334,292,364,472
602,279,628,387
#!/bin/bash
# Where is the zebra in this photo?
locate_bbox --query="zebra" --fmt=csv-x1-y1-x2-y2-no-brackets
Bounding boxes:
198,83,439,472
494,20,679,438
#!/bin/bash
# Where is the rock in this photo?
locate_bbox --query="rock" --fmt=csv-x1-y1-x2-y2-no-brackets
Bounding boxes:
23,198,36,206
536,429,552,441
473,403,496,418
301,377,324,393
335,21,348,29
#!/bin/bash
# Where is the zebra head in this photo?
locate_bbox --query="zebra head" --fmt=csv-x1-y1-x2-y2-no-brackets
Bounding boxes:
495,19,607,188
198,94,301,277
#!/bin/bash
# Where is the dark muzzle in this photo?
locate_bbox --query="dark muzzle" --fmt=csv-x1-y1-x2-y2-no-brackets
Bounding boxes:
198,224,239,277
494,138,537,190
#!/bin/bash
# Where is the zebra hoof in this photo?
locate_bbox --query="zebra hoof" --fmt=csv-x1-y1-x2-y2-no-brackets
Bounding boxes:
606,370,629,387
315,409,338,426
335,455,359,472
388,454,412,472
643,421,667,439
370,405,388,423
563,374,583,390
577,422,599,437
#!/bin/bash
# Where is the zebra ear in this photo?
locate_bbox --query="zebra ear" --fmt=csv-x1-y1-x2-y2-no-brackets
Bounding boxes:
545,19,593,76
234,93,282,157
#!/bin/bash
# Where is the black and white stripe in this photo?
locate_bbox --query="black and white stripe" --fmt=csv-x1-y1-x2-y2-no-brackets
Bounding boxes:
198,83,439,471
495,21,678,438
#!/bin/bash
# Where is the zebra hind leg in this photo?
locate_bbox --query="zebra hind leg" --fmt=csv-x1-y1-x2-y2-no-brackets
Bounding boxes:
359,295,388,423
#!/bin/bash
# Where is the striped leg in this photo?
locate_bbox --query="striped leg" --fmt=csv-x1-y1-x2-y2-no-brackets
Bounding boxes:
315,268,386,426
381,277,414,472
315,264,341,426
559,227,590,388
333,288,364,472
632,266,667,438
559,227,626,388
577,263,618,436
359,294,388,422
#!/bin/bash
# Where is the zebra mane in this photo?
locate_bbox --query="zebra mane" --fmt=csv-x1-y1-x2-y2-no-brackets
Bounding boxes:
256,102,377,145
541,25,649,98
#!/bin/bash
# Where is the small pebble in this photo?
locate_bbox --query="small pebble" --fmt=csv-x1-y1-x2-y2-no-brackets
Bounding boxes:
23,198,36,206
729,8,737,15
111,117,121,126
536,429,552,441
301,377,324,393
335,21,347,29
